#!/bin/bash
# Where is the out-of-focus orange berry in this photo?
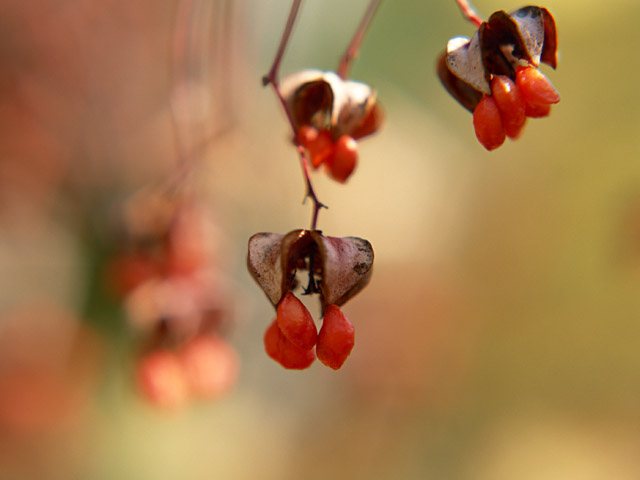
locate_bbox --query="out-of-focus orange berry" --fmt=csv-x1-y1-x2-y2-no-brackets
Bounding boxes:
328,135,358,183
137,349,188,410
296,126,333,168
180,335,238,399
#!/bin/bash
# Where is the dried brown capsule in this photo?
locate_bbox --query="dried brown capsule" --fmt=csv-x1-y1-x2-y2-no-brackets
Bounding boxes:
248,230,373,370
247,229,374,313
278,70,382,182
280,70,381,140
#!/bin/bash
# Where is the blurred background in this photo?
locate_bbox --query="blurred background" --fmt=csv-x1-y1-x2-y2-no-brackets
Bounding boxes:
1,0,640,478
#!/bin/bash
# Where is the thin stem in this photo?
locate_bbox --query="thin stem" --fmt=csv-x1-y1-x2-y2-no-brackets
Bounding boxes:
262,0,327,231
455,0,483,27
337,0,382,79
163,0,196,198
164,102,192,196
298,145,325,231
262,0,302,87
270,80,327,231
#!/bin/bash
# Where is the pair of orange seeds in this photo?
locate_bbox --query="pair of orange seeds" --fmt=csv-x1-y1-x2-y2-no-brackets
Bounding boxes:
473,65,560,150
264,292,355,369
296,127,358,184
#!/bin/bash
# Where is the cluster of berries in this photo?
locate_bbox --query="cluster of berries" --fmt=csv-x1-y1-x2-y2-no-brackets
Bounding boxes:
437,5,559,150
473,65,559,150
136,332,237,410
252,1,562,372
252,2,383,370
281,70,382,182
264,293,354,369
106,190,237,408
248,229,373,370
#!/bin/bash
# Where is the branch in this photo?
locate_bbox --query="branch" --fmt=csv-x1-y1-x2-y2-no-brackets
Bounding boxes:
262,0,327,231
337,0,382,79
262,0,302,87
455,0,483,27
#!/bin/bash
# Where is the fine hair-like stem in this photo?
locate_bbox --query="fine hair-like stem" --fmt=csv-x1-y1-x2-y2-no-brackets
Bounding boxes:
337,0,382,79
262,0,326,231
455,0,483,27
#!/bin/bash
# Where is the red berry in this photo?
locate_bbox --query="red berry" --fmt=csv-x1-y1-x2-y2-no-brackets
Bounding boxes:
328,135,358,183
473,95,506,151
263,319,281,358
180,335,238,399
276,292,317,350
524,101,552,118
264,319,316,370
491,75,526,139
296,126,333,168
296,125,318,149
166,207,209,275
316,305,355,370
137,349,188,409
516,66,560,108
106,254,158,296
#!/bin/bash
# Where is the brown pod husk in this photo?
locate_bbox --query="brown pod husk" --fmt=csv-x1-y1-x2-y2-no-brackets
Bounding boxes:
480,10,531,79
437,51,484,112
445,34,491,96
280,69,379,140
509,6,545,66
539,7,558,69
247,230,374,312
310,232,374,311
247,232,286,306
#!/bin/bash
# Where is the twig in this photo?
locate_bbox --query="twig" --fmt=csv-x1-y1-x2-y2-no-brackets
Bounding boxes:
337,0,382,79
262,0,326,231
163,0,196,198
455,0,483,27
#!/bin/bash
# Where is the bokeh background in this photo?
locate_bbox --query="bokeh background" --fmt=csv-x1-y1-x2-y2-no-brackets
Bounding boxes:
2,0,640,478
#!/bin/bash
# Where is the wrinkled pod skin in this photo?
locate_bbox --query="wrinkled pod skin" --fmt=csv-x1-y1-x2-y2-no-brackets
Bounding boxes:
247,230,374,313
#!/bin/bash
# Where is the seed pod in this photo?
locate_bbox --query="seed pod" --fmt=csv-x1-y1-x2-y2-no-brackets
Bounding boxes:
437,5,558,112
280,69,380,139
247,230,374,313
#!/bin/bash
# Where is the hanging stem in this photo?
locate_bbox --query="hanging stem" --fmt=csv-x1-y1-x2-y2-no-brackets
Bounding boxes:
337,0,382,79
455,0,483,27
262,0,302,88
262,0,326,231
162,0,196,198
